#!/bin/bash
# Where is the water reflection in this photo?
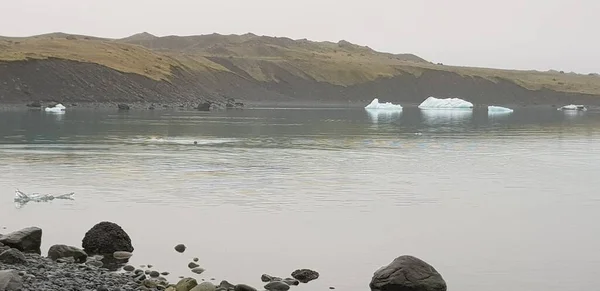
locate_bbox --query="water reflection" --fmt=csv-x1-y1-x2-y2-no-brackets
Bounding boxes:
365,109,402,123
420,109,473,125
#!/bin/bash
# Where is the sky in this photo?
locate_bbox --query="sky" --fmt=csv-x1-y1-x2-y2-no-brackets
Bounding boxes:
1,0,598,73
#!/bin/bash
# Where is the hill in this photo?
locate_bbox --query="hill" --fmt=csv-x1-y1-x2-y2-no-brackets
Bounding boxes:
0,32,599,105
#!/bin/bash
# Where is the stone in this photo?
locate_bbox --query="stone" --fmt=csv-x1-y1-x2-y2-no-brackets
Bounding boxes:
369,255,447,291
0,248,27,264
176,277,198,291
86,259,104,268
124,265,136,272
0,270,23,291
291,269,319,283
118,104,131,110
0,227,42,254
150,271,160,278
191,282,216,291
264,281,290,291
145,270,152,275
188,262,199,269
234,284,257,291
197,102,211,111
147,264,153,268
218,280,235,290
114,251,133,260
191,267,205,275
48,244,88,263
82,221,134,254
161,272,170,276
144,279,159,288
282,278,299,286
175,244,186,253
261,274,273,282
193,257,199,262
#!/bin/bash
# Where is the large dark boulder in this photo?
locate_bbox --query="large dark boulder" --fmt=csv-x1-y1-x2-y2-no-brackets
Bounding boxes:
197,102,211,111
82,222,133,254
118,103,131,110
369,255,446,291
48,244,88,263
0,270,23,291
0,249,27,264
291,269,319,283
0,227,42,254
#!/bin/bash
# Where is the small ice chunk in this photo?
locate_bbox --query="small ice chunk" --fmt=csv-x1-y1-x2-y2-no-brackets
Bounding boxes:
418,97,473,109
558,104,587,111
364,98,403,110
14,189,75,203
488,106,514,113
44,104,66,113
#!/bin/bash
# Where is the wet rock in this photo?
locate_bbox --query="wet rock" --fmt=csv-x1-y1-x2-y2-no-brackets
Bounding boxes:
150,271,160,278
124,265,136,272
291,269,319,283
147,264,154,268
188,262,199,269
369,255,447,291
175,244,187,253
234,284,257,291
161,272,170,276
191,267,205,275
118,104,131,110
0,248,27,264
0,270,23,291
197,102,211,111
82,221,134,254
264,281,290,291
218,280,235,290
282,278,299,286
193,257,199,262
329,287,335,290
0,227,42,254
191,282,216,291
176,277,198,291
48,244,88,263
113,251,133,260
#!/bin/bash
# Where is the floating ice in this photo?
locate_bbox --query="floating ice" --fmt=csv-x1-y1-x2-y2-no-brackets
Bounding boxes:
14,189,74,208
44,104,66,113
558,104,587,111
364,98,403,110
418,97,473,109
488,106,514,114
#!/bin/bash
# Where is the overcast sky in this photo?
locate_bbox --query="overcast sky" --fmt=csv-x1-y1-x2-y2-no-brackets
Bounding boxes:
1,0,597,73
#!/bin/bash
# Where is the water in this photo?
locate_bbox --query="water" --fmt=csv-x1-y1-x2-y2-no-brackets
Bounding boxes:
1,106,599,291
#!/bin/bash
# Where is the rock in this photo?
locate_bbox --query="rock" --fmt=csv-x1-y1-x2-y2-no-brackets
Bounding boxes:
0,248,27,264
197,102,211,111
48,244,88,263
264,281,290,291
161,272,170,276
147,264,154,268
82,221,134,254
329,287,335,290
145,270,152,275
143,279,159,288
86,259,104,268
97,286,110,291
0,270,22,291
0,227,42,254
188,262,199,269
150,271,160,278
291,269,319,283
26,101,42,108
191,267,205,275
234,284,257,291
193,257,199,262
175,244,186,253
124,265,136,272
369,255,447,291
176,277,198,291
261,274,274,282
118,104,131,110
218,280,235,290
113,251,133,260
191,282,216,291
282,278,299,286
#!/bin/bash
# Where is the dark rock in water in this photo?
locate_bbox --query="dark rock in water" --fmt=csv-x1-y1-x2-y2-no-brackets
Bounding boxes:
48,244,87,263
369,255,447,291
150,271,160,278
188,262,200,269
193,257,199,262
175,244,187,253
124,265,135,272
176,277,198,291
329,287,335,290
0,270,23,291
197,102,211,111
147,264,154,268
82,221,134,254
26,101,42,108
191,267,205,275
0,227,42,254
118,103,131,110
0,249,27,264
161,271,170,276
192,282,216,291
261,274,273,282
264,281,290,291
234,284,257,291
291,269,319,283
282,278,299,286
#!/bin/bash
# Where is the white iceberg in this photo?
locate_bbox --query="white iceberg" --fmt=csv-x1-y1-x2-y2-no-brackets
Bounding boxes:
418,96,473,109
14,189,75,208
364,98,403,110
488,106,514,114
558,104,587,111
44,103,66,113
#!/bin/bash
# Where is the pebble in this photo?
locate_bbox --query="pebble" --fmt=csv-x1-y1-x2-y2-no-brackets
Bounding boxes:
150,271,160,278
147,264,154,268
188,262,200,269
124,265,136,272
329,287,336,289
193,257,199,262
264,281,290,291
191,267,206,274
161,272,170,276
174,244,186,253
145,270,152,275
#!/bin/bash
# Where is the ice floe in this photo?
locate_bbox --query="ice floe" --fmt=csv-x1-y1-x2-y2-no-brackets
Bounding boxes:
14,189,75,208
487,106,514,114
364,98,403,110
418,97,473,109
558,104,587,111
44,104,66,113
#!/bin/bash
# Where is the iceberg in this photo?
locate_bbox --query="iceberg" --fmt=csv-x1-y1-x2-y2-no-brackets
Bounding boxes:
364,98,403,110
488,106,514,114
418,96,473,109
14,189,75,208
558,104,587,111
44,103,66,113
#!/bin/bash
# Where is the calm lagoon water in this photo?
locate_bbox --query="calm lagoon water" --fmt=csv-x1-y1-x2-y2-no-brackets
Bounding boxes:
1,105,599,291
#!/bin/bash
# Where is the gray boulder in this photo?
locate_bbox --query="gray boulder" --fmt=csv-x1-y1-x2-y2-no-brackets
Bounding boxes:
291,269,319,283
176,277,198,291
191,282,216,291
369,255,447,291
0,227,42,254
234,284,257,291
48,244,88,263
0,270,22,291
0,249,26,264
82,221,133,254
264,281,290,291
197,102,211,111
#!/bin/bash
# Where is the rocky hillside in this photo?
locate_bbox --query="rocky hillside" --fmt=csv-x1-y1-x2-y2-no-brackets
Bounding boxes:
1,32,599,105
